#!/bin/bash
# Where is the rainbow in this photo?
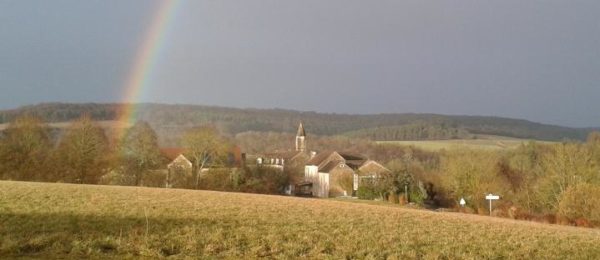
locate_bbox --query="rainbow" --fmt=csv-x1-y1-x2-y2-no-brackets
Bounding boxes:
118,0,180,137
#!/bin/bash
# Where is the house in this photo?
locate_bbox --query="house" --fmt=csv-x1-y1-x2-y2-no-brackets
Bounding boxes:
256,150,308,169
160,146,244,188
161,148,192,188
304,151,390,198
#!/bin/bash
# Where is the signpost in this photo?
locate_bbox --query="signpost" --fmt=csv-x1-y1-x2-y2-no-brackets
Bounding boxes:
459,198,466,207
485,194,500,216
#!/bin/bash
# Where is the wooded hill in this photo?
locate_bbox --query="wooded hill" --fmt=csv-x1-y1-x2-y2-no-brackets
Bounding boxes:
0,102,595,141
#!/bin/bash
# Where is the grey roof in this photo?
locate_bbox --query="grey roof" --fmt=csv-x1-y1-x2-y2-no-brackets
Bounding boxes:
345,159,367,169
306,150,335,166
320,160,343,172
306,150,374,172
338,152,366,161
264,150,304,160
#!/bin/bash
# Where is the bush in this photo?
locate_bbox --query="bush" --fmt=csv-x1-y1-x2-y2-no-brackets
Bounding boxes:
99,170,133,186
388,193,399,204
557,183,600,225
408,190,425,205
398,194,407,205
440,150,511,210
143,170,168,187
357,185,378,200
239,167,289,194
197,169,235,191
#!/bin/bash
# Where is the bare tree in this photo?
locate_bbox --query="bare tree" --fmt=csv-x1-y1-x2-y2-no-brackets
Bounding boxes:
120,121,162,186
535,143,600,211
0,115,51,181
182,126,230,189
55,115,109,184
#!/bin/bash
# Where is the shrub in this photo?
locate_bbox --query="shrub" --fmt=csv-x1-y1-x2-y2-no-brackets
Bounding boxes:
440,150,511,210
557,183,600,225
99,170,133,186
388,193,399,204
143,170,168,187
408,190,425,205
197,169,235,191
357,185,378,200
398,194,407,205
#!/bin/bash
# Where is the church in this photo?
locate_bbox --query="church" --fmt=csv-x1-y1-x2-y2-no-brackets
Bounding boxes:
257,123,390,198
254,122,310,170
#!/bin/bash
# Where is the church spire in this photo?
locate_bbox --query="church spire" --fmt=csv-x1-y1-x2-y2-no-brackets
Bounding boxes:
296,122,306,152
296,122,306,137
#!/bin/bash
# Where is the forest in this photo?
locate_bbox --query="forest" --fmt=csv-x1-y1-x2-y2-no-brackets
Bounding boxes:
1,113,599,228
0,102,595,141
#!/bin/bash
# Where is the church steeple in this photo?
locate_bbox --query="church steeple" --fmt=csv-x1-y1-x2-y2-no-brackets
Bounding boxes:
295,122,306,152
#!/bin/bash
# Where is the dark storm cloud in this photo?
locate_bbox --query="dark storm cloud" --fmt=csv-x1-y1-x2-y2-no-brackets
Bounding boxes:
1,0,599,127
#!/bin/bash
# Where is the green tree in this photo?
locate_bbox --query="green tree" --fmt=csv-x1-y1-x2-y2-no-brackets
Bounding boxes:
54,115,109,184
0,115,51,181
182,126,231,189
120,121,162,186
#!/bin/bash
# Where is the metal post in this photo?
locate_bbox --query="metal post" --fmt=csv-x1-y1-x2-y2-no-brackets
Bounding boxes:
404,184,408,203
489,199,492,216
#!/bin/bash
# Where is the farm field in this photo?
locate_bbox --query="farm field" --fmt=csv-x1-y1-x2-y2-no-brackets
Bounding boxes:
377,135,554,151
1,181,599,258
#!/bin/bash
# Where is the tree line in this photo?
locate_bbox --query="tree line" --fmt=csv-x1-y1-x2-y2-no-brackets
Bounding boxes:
0,114,158,185
0,115,294,194
0,102,593,141
356,135,600,227
343,122,471,141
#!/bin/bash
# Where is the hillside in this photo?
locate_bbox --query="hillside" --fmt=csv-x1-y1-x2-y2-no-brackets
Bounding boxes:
0,102,595,141
378,135,556,151
1,181,599,258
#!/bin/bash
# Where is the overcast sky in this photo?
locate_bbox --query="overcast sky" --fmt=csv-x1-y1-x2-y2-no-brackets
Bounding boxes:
1,1,599,127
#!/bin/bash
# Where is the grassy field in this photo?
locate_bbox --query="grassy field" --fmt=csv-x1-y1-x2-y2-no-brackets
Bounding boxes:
377,135,554,151
1,181,599,258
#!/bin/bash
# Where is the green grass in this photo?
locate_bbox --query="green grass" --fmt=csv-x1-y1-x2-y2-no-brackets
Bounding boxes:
377,135,554,151
1,181,599,258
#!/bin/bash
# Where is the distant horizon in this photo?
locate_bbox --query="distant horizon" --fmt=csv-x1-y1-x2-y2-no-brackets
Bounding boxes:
2,101,599,130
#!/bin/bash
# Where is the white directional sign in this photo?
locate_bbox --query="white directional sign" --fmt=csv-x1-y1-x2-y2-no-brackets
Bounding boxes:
486,194,500,215
486,194,500,200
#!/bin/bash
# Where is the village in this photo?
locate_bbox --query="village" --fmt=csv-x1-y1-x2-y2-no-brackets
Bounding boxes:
161,123,390,198
3,0,600,257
